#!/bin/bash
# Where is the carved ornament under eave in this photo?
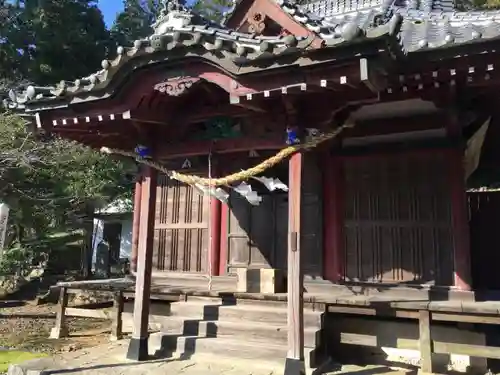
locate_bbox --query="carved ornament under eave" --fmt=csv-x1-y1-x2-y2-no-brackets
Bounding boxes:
154,77,200,96
247,12,267,34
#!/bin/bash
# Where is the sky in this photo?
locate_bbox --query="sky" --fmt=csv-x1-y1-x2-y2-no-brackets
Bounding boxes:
98,0,124,28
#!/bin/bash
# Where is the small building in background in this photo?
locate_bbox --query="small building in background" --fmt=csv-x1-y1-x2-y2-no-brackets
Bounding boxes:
92,199,132,277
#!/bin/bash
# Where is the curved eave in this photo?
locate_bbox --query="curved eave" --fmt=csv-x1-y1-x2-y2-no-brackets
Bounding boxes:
7,31,396,112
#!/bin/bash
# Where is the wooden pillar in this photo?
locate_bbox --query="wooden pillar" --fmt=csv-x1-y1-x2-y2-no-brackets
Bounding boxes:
449,148,471,290
219,203,229,276
210,165,221,277
126,166,157,361
284,152,305,375
322,152,344,282
130,175,143,273
110,291,124,341
446,111,471,291
49,287,68,339
419,309,435,374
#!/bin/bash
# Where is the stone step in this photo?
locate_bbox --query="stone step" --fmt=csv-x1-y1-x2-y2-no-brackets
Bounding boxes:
122,313,321,347
124,300,323,327
149,332,323,370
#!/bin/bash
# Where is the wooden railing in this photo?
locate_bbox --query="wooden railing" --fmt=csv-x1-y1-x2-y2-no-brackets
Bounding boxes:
328,301,500,373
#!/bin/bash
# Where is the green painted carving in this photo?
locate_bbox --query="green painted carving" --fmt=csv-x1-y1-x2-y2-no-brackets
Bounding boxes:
193,117,242,140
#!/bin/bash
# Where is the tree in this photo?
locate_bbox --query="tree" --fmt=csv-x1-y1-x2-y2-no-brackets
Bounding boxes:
0,0,138,277
0,113,134,274
111,0,161,46
192,0,233,22
3,0,112,85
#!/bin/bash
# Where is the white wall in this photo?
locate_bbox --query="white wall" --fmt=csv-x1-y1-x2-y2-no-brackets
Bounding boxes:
119,219,132,260
92,216,133,268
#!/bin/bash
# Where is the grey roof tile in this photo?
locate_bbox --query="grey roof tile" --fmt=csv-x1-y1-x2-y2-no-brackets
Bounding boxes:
4,0,315,110
301,0,383,18
5,0,500,110
395,8,500,51
278,0,500,51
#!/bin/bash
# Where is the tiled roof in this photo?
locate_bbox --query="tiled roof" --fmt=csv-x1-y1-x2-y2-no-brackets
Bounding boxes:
396,8,500,52
4,0,500,110
278,0,500,51
4,0,393,110
4,1,311,110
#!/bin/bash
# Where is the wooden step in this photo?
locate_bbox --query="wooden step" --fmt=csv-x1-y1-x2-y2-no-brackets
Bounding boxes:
169,301,323,327
124,300,323,327
122,313,321,347
148,332,322,369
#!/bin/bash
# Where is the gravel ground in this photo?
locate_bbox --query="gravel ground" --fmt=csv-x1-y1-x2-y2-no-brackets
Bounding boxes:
0,301,111,354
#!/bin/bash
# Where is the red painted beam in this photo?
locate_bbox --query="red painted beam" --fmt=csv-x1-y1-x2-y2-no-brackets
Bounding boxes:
158,136,284,159
128,105,258,125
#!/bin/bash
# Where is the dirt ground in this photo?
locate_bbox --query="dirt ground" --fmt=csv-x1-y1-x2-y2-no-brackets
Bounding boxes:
0,299,112,354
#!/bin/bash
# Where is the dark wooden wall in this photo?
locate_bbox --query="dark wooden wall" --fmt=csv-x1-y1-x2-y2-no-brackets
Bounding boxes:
152,173,209,273
342,151,454,285
301,153,323,279
469,192,500,290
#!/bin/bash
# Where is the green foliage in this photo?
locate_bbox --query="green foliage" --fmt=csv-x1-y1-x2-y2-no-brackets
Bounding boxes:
111,0,162,46
0,114,134,274
1,0,111,85
192,0,234,22
0,351,47,372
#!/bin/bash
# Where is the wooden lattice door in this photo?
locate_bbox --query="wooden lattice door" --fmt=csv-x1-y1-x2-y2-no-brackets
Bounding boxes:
343,152,454,285
152,174,209,273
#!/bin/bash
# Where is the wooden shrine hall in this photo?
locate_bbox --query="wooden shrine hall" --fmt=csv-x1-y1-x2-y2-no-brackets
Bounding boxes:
6,0,500,373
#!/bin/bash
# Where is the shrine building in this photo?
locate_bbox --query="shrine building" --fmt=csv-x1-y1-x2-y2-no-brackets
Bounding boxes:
6,0,500,373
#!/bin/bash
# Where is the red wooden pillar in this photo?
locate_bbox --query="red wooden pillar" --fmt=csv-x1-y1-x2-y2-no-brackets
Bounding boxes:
219,203,229,275
208,162,221,277
285,152,305,375
323,152,344,282
126,166,157,361
210,195,221,277
130,174,143,273
449,148,471,290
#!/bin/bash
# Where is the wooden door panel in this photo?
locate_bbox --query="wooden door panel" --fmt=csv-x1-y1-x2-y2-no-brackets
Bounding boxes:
228,237,250,266
301,154,323,278
153,174,209,273
227,192,274,271
343,153,453,285
224,152,323,276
